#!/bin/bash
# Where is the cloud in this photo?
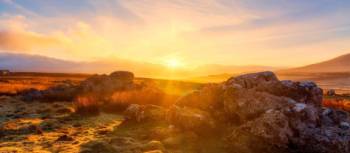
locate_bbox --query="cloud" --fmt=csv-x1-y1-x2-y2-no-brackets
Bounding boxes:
0,30,62,51
0,0,350,67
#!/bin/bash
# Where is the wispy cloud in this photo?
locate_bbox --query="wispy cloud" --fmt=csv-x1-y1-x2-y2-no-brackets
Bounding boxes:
0,0,349,67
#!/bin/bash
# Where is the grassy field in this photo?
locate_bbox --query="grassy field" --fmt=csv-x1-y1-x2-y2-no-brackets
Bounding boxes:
0,72,350,153
0,73,210,153
0,73,88,95
0,72,203,96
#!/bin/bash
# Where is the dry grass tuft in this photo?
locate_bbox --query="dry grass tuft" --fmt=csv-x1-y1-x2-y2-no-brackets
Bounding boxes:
74,96,101,116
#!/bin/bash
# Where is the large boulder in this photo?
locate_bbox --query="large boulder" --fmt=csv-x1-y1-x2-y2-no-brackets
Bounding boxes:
226,71,323,106
124,104,166,122
79,71,134,96
175,83,224,111
223,89,294,123
226,71,279,89
169,71,349,153
109,71,134,82
167,105,215,132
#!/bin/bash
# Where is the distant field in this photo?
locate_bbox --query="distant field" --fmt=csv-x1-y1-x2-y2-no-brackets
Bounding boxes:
0,72,203,96
0,74,87,95
2,71,349,95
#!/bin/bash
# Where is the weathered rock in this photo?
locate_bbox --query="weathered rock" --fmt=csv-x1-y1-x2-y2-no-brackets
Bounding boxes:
226,71,279,89
170,71,349,153
124,104,166,122
176,83,224,111
339,122,350,130
223,89,293,123
109,71,134,82
226,72,323,106
79,71,134,97
167,105,215,132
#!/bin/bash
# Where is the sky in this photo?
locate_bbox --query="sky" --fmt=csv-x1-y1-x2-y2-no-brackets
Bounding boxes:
0,0,350,69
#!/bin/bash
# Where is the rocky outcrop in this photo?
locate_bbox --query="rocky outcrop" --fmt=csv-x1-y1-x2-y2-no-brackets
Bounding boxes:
124,104,166,122
20,71,134,102
167,105,215,132
168,71,349,153
20,82,78,102
78,71,134,97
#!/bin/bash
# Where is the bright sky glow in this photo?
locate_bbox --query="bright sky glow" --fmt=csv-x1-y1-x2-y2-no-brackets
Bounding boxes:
0,0,349,68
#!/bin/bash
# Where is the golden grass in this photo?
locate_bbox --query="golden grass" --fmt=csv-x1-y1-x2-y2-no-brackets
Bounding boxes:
0,76,84,94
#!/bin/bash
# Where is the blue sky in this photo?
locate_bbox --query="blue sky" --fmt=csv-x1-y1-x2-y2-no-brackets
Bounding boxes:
0,0,350,67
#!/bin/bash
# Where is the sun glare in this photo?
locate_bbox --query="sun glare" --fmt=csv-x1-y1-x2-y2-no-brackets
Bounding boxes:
165,58,182,69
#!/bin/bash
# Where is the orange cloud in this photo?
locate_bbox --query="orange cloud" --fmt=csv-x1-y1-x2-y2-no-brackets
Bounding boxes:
0,30,61,51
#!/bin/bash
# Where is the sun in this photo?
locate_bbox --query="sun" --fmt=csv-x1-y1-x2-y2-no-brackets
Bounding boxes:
165,58,182,69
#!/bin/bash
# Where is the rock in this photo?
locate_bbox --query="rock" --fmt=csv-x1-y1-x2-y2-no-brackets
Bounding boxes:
175,83,224,111
167,105,215,132
223,90,292,122
56,135,74,141
109,71,134,82
226,71,279,89
339,122,350,130
322,108,333,116
226,109,293,153
124,104,166,122
293,103,306,112
169,71,349,153
79,71,134,97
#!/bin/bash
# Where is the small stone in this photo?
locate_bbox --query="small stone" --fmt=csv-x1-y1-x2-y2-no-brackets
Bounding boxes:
322,108,333,116
339,122,350,130
293,103,306,112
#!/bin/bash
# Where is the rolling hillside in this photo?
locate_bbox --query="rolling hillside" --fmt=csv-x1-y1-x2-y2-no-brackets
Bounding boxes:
280,53,350,73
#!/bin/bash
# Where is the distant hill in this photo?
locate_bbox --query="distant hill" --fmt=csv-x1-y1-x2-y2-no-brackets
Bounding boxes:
280,53,350,73
0,52,282,79
193,64,280,76
0,52,178,78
